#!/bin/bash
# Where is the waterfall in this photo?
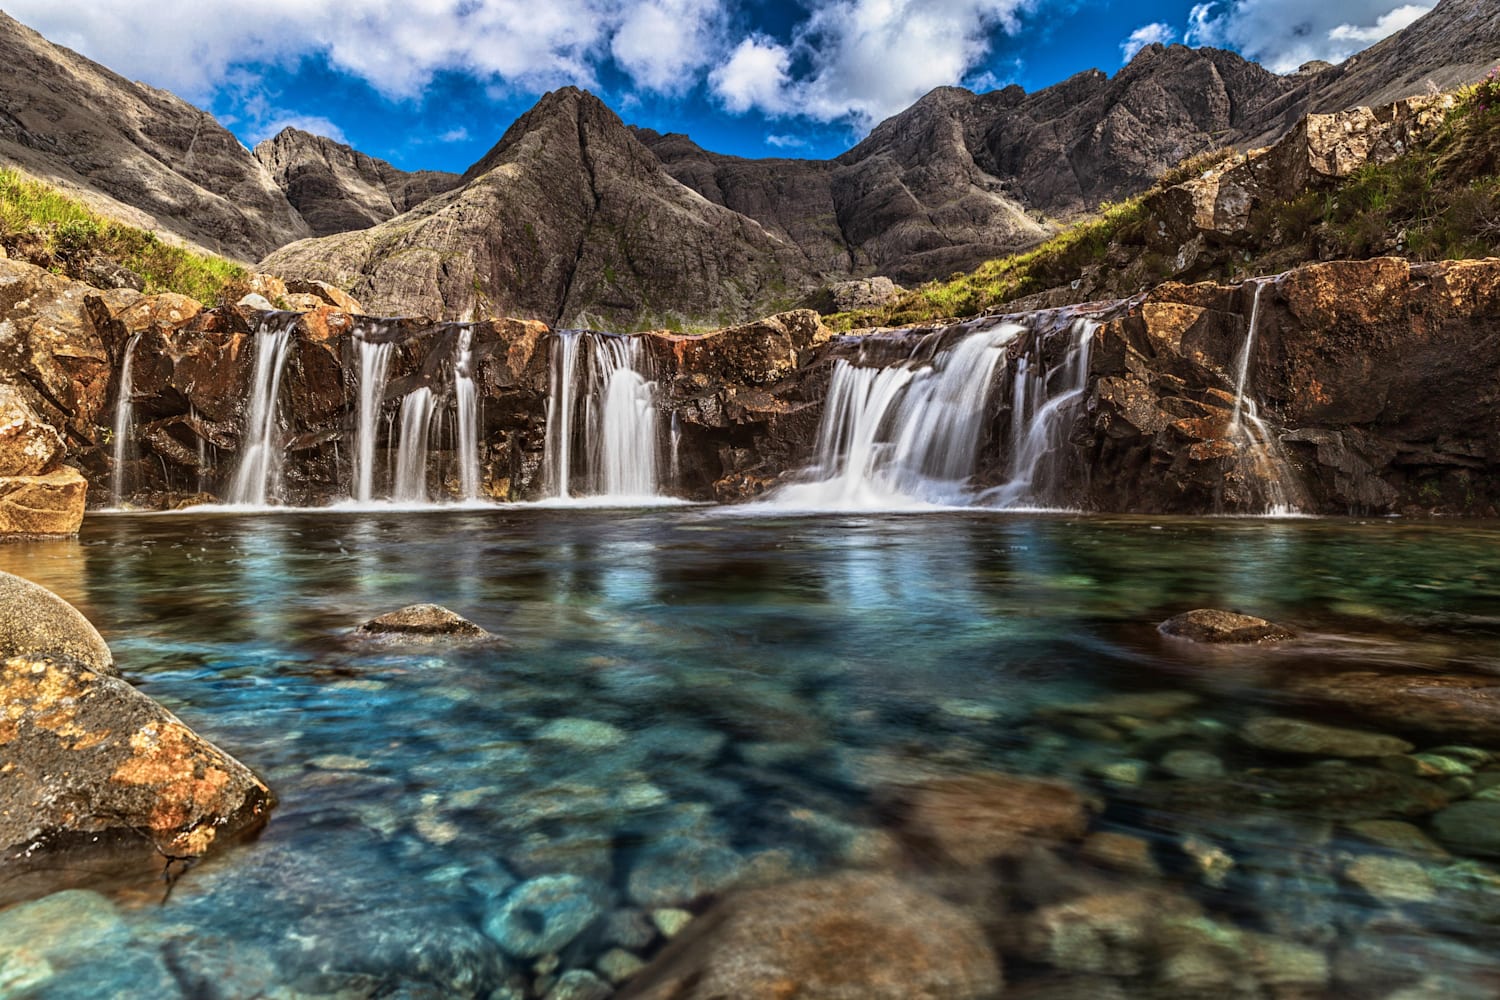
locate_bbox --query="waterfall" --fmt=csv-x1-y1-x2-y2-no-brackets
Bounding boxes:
986,319,1097,508
776,322,1021,508
1225,279,1299,515
669,411,682,486
394,387,436,503
543,331,660,500
454,326,480,501
227,317,296,506
109,332,143,508
354,333,395,502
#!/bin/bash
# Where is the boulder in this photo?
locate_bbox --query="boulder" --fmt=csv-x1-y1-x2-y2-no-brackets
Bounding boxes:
619,871,1002,999
1159,609,1295,644
1429,801,1500,858
0,467,87,535
358,604,489,637
0,382,66,477
0,571,113,675
0,653,275,903
887,772,1093,866
284,278,364,315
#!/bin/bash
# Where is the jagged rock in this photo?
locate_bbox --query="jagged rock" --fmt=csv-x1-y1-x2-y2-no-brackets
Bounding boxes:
886,771,1093,865
0,11,309,259
0,571,113,674
358,604,489,637
284,278,363,314
825,277,904,312
1159,609,1295,643
253,127,461,237
0,467,87,535
262,88,812,328
619,871,1002,1000
0,653,274,904
0,382,66,477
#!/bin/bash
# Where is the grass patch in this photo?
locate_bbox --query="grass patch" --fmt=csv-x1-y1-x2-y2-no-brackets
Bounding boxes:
0,166,246,302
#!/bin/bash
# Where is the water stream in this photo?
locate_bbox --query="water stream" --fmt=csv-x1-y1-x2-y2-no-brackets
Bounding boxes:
225,316,296,506
455,325,480,501
543,331,661,500
354,333,395,503
393,387,437,503
108,332,142,508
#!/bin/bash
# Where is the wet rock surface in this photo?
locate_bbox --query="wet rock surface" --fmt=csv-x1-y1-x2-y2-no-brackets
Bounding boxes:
0,653,275,904
359,603,490,637
1159,609,1296,644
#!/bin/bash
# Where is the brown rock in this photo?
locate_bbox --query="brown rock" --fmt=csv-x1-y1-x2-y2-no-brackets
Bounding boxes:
1159,609,1295,644
890,772,1093,866
359,603,489,637
619,871,1002,1000
1020,889,1201,976
0,654,274,903
284,278,364,315
0,383,66,477
1239,716,1413,758
0,570,112,675
0,468,87,536
1284,671,1500,743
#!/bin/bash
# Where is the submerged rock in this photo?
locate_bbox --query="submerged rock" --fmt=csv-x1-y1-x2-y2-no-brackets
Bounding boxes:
0,654,275,903
358,603,489,637
1158,609,1295,644
1163,765,1448,821
1239,716,1414,758
1430,801,1500,858
483,874,609,959
619,871,1002,1000
0,571,114,675
1284,671,1500,742
888,772,1093,866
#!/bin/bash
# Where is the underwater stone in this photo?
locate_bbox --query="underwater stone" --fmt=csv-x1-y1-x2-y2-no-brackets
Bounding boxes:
1430,801,1500,858
651,908,693,938
1159,609,1295,643
597,947,646,984
537,717,628,750
483,874,609,959
1344,820,1450,859
621,871,1001,1000
1342,855,1437,904
1159,749,1226,779
359,603,490,636
1239,716,1413,758
627,835,747,907
887,771,1093,866
0,571,114,675
603,908,656,950
545,970,613,1000
1081,831,1162,876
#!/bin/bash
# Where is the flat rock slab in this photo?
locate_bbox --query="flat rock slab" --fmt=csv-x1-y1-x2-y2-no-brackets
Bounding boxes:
0,654,275,904
358,604,489,637
1239,716,1414,757
0,570,114,675
1159,609,1296,644
1284,671,1500,743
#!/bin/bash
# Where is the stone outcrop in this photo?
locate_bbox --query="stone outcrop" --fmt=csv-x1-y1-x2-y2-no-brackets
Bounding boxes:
359,604,489,637
0,12,309,260
261,88,813,328
1158,609,1295,644
0,653,275,904
619,871,1003,1000
253,127,462,237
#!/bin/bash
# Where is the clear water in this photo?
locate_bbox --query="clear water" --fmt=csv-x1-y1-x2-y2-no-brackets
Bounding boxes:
4,511,1500,998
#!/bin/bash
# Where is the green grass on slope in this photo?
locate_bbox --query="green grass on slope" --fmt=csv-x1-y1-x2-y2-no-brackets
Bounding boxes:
0,166,246,302
831,75,1500,331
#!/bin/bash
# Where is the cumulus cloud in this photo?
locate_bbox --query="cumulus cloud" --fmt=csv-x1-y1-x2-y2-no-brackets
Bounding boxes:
708,0,1035,129
611,0,727,94
1121,22,1177,64
1184,0,1433,73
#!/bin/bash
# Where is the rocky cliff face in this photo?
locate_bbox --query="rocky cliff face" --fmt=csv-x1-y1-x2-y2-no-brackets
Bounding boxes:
260,89,813,328
253,128,462,237
0,13,309,260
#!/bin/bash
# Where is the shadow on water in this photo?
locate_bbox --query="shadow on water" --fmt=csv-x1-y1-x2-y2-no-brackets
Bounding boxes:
2,510,1500,997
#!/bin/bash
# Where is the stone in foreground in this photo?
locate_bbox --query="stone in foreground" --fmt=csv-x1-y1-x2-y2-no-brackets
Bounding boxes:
0,654,275,904
358,603,489,637
619,871,1002,1000
1159,609,1295,644
0,570,114,676
887,772,1093,866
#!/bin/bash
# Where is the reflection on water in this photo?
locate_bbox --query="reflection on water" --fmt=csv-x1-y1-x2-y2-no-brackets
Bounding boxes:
1,512,1500,998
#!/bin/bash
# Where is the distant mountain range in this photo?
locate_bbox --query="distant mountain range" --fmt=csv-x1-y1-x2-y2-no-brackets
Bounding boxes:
1,0,1496,327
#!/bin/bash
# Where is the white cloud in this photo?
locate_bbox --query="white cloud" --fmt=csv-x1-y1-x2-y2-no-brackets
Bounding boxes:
440,127,471,143
708,0,1035,129
1184,0,1433,73
248,114,348,145
611,0,727,94
765,133,808,149
710,36,794,115
1121,22,1177,64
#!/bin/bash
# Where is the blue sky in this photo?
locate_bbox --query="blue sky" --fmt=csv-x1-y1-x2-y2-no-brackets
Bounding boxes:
10,1,1434,173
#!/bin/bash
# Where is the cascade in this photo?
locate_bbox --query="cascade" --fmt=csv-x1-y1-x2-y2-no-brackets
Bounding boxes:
985,319,1097,508
776,322,1021,507
227,316,296,506
1226,278,1299,515
454,326,480,501
394,387,436,503
354,332,395,502
109,332,143,507
543,331,661,499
